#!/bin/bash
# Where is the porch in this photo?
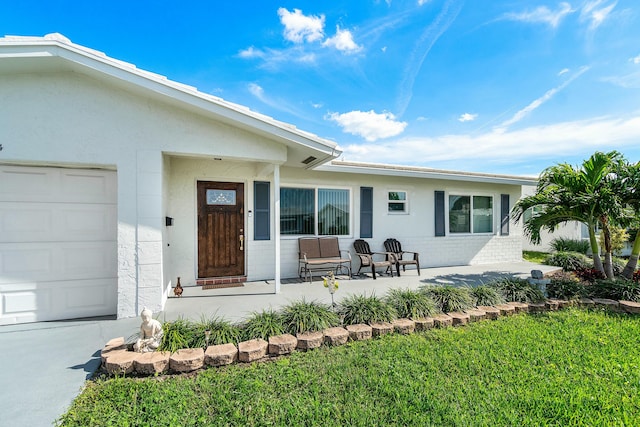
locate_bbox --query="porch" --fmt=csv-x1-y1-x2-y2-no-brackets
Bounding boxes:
162,261,560,323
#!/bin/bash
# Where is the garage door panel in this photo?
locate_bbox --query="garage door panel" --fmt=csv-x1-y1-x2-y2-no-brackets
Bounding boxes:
0,167,56,200
0,203,116,242
0,242,117,284
0,279,116,325
0,166,116,203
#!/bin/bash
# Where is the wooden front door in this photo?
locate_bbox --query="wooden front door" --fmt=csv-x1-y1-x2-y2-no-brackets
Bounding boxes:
197,181,245,278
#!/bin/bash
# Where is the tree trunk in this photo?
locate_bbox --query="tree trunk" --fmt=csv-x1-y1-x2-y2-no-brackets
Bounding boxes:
621,230,640,279
600,217,614,279
588,225,605,275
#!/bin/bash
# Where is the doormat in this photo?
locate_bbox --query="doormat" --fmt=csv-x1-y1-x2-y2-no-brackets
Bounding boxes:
201,282,244,290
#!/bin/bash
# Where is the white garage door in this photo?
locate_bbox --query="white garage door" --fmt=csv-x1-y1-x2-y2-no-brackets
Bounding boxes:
0,165,117,325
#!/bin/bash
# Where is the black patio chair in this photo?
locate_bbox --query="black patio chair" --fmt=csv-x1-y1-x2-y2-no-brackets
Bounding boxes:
353,239,395,280
383,238,420,277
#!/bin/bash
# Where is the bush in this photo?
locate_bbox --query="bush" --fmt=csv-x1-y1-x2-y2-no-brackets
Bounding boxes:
197,315,242,346
385,288,436,319
280,299,340,335
159,318,198,352
489,277,545,303
241,309,285,340
545,251,591,271
546,272,586,300
591,279,640,302
422,285,474,313
338,293,397,325
471,285,505,306
573,267,605,283
550,237,590,254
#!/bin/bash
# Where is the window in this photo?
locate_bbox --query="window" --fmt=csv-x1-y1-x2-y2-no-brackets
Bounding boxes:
388,191,407,213
280,187,350,236
449,195,493,234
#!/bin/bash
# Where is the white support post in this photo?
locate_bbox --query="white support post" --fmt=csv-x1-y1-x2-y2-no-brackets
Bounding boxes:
274,164,281,293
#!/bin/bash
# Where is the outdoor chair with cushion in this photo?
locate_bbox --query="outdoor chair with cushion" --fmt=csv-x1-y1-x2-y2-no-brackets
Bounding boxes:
353,239,395,280
298,237,352,283
383,238,420,276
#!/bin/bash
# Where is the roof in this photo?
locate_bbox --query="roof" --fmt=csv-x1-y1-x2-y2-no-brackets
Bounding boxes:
317,160,538,186
0,33,340,168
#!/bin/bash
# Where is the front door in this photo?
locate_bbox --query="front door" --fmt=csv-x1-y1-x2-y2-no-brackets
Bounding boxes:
197,181,245,278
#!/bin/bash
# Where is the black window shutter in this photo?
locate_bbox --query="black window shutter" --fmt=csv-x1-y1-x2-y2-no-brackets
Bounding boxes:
435,190,445,237
360,187,373,238
500,194,510,236
254,181,270,240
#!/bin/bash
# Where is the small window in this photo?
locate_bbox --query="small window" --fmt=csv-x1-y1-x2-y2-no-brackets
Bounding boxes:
449,194,494,234
388,191,407,213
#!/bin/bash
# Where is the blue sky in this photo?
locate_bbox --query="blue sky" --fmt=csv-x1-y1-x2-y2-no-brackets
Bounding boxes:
3,0,640,176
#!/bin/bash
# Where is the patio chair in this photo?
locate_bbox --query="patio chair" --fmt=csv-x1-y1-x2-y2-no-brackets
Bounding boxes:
353,239,395,280
383,238,420,277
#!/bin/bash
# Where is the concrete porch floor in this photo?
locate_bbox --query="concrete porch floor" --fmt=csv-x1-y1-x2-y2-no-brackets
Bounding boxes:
163,261,560,323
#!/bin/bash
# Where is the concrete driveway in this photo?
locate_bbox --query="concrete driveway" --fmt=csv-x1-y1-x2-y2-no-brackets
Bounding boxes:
0,261,557,426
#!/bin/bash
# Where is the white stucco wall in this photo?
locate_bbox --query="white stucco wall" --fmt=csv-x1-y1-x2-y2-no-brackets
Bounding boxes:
1,71,287,318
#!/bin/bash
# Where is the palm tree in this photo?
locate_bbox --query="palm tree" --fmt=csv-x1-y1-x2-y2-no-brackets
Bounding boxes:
617,161,640,279
512,151,624,279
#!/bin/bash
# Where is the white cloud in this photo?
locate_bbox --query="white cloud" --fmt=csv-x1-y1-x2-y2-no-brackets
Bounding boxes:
558,68,570,76
502,2,573,28
247,83,265,100
278,8,325,44
603,72,640,88
327,110,408,141
341,113,640,168
580,0,617,30
458,113,478,122
418,0,431,5
496,66,589,131
631,55,640,64
322,26,362,53
238,46,265,59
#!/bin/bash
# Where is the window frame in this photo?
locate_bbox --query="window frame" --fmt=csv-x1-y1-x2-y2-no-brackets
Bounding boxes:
280,184,352,237
447,193,495,235
387,190,409,214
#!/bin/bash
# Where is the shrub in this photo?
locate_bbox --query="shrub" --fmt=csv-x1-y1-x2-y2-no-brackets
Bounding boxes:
471,285,505,306
280,299,340,335
546,272,586,300
599,226,629,256
385,288,436,319
422,285,474,313
573,267,605,283
196,315,242,347
550,237,590,254
545,251,591,271
338,293,397,325
242,309,285,340
159,318,198,352
591,279,640,302
489,277,545,303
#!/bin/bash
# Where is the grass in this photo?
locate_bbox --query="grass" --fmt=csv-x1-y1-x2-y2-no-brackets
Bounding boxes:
59,309,640,426
523,250,548,264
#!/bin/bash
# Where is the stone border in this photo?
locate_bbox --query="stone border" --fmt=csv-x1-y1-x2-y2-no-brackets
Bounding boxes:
101,299,638,376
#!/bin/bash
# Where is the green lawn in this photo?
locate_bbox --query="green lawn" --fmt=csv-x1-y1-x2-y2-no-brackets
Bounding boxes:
58,310,640,426
523,250,548,264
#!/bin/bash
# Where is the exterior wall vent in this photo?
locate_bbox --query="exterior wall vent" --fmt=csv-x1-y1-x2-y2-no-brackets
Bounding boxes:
302,156,317,165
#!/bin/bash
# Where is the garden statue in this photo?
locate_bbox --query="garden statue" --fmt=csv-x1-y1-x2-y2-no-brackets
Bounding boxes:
133,307,164,353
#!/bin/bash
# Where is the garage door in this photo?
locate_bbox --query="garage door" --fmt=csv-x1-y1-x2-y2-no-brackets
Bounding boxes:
0,165,117,325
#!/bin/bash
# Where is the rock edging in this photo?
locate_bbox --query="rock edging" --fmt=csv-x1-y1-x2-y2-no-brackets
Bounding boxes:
101,298,637,376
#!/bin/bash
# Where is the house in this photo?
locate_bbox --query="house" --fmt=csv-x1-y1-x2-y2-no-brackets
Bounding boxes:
0,34,536,325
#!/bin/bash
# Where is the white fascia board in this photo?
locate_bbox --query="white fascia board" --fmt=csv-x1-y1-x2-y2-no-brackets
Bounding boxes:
0,36,340,158
316,162,538,186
